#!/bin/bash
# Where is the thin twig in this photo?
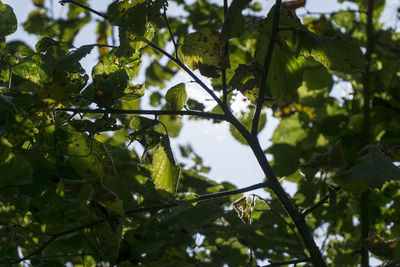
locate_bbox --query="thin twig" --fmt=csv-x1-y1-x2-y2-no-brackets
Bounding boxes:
145,41,225,107
303,9,367,16
4,182,268,264
255,195,306,253
162,5,179,60
59,0,109,20
222,0,229,106
247,195,256,266
302,186,341,217
59,0,224,109
55,108,227,121
8,65,12,89
251,1,282,137
361,0,374,265
261,257,311,266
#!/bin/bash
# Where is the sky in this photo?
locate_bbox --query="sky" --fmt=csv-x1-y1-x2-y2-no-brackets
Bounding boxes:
4,0,398,195
4,0,398,266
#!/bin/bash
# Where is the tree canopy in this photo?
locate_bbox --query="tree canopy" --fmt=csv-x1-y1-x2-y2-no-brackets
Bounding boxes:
1,0,400,266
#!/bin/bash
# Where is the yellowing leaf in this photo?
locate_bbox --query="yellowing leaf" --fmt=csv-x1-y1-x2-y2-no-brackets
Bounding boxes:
232,196,250,224
165,83,187,110
182,28,226,78
151,136,180,199
362,231,399,260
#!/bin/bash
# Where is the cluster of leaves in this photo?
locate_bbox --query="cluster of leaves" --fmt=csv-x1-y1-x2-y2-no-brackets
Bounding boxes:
0,0,400,266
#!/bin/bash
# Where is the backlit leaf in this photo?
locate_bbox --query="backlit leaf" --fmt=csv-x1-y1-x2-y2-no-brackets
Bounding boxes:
221,0,251,40
229,106,266,145
300,34,365,74
151,136,180,199
165,83,187,110
130,116,159,132
67,132,104,180
182,28,226,78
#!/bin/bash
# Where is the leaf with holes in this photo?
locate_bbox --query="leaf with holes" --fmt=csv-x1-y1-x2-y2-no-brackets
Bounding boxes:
182,28,227,78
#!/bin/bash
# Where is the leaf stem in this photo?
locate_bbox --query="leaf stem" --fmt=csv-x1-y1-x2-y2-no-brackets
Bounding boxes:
261,257,311,266
251,2,282,137
55,107,227,121
3,181,268,264
59,0,109,20
302,186,341,217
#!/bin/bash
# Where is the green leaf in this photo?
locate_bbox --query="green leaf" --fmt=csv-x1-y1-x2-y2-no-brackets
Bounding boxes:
266,47,305,97
343,145,400,189
67,132,104,180
165,83,187,110
57,44,95,67
300,34,365,74
156,114,182,138
266,144,300,177
130,116,159,132
0,151,32,188
0,2,17,36
108,0,147,36
221,0,251,40
254,10,305,97
229,63,262,99
271,113,307,146
93,219,122,263
302,60,333,91
145,60,177,89
300,141,346,180
182,28,226,78
151,136,180,199
121,83,145,101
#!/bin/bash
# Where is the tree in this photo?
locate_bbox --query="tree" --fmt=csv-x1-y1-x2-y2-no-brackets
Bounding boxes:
0,0,400,266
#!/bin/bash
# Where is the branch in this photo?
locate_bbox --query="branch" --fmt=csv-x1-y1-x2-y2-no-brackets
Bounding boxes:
302,186,341,217
255,195,306,252
303,9,367,16
144,41,225,108
55,108,227,121
59,0,109,20
162,6,179,60
251,2,282,137
125,182,269,216
58,0,223,108
4,182,268,264
261,257,311,266
361,0,375,266
222,0,229,106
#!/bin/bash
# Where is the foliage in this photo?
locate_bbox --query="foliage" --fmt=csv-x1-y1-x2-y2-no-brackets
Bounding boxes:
0,0,400,266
